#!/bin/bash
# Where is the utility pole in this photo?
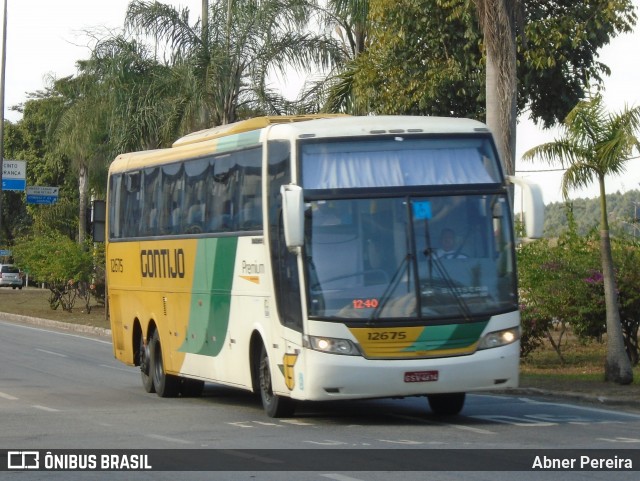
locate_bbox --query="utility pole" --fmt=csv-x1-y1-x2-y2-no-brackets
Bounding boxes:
0,0,8,245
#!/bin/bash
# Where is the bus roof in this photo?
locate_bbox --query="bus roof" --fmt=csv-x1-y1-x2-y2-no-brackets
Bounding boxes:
108,115,492,174
268,115,492,139
171,114,348,148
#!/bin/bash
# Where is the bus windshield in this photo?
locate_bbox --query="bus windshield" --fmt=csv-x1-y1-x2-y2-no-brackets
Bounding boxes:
304,194,517,321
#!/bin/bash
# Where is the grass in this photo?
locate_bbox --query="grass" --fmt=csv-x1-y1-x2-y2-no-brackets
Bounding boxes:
519,332,640,400
2,286,640,404
0,286,109,329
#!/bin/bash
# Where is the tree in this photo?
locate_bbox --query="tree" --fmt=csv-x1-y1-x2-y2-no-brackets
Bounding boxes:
125,0,338,128
3,95,81,242
351,0,483,117
472,0,518,174
476,0,637,174
47,74,111,245
522,95,640,384
339,0,636,176
303,0,368,113
80,35,180,152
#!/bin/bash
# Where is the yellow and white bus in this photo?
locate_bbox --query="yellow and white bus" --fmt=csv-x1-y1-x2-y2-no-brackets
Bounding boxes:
105,115,543,417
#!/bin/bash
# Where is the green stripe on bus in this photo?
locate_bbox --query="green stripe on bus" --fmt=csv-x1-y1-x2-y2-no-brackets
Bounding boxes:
180,237,238,357
216,130,261,152
404,321,488,352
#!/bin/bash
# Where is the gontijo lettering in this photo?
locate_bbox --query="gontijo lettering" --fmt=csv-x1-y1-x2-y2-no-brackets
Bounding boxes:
140,249,185,278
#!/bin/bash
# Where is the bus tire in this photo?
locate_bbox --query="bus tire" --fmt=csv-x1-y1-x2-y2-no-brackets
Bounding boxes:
150,330,180,397
140,334,155,393
258,344,294,418
427,393,465,416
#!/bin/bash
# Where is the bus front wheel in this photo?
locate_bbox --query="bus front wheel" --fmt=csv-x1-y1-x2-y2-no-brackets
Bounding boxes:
427,393,466,416
258,344,294,418
150,330,180,397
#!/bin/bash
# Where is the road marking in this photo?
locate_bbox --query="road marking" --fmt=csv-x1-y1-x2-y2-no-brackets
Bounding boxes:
470,415,556,426
252,421,282,427
525,414,591,424
389,413,496,434
379,439,423,445
321,475,367,481
280,419,315,426
146,434,194,445
303,440,349,446
35,348,67,358
227,421,254,428
0,391,19,400
32,405,60,412
517,397,640,419
597,437,640,443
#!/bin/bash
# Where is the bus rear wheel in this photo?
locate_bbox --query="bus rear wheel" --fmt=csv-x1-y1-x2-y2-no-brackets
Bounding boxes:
258,344,294,418
150,330,180,397
427,393,466,416
139,334,155,393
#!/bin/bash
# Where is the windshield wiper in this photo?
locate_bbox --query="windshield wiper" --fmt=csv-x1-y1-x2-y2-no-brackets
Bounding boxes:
422,254,473,321
368,253,411,324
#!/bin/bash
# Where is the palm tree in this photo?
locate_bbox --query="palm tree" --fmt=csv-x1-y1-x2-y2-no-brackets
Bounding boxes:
48,75,111,245
83,35,180,151
522,95,640,384
305,0,368,113
125,0,338,128
472,0,520,176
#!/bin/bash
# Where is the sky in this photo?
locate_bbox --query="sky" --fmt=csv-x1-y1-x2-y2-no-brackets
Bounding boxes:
1,0,639,205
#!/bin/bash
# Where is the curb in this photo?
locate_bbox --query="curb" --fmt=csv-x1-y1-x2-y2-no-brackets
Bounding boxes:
0,312,111,338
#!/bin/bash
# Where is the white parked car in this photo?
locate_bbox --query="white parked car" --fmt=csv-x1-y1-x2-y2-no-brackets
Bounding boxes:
0,264,23,289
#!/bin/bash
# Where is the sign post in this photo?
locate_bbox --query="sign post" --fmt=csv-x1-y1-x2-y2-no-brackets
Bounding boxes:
26,186,59,205
2,159,26,191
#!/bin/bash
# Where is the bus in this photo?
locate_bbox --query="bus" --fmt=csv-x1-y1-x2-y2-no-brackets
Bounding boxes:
104,115,543,417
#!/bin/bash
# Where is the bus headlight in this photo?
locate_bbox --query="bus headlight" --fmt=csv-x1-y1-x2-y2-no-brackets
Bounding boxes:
477,327,520,350
304,335,361,356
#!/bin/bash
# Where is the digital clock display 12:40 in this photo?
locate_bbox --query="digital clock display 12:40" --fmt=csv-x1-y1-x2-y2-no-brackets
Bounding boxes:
352,298,379,309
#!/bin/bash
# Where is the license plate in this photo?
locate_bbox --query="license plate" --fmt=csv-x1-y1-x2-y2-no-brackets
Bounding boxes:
404,370,439,383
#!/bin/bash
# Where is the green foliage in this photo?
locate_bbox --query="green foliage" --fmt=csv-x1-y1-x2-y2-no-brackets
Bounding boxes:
518,227,602,361
11,231,101,313
336,0,635,123
11,231,94,288
352,0,483,117
518,216,640,364
520,0,637,127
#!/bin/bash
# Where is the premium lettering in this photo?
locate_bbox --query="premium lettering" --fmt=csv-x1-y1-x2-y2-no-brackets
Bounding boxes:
242,260,264,275
140,249,185,278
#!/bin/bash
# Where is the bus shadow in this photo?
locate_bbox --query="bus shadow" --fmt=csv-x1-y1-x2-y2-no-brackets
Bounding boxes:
197,383,501,427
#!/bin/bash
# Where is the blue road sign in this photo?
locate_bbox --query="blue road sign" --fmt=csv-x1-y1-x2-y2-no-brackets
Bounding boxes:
26,194,58,205
2,178,26,191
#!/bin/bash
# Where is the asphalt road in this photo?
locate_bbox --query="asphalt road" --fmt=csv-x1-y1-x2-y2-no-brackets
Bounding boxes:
1,318,640,481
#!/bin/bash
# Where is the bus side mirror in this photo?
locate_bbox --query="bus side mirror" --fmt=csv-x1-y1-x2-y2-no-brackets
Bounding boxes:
507,176,544,239
280,184,305,248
